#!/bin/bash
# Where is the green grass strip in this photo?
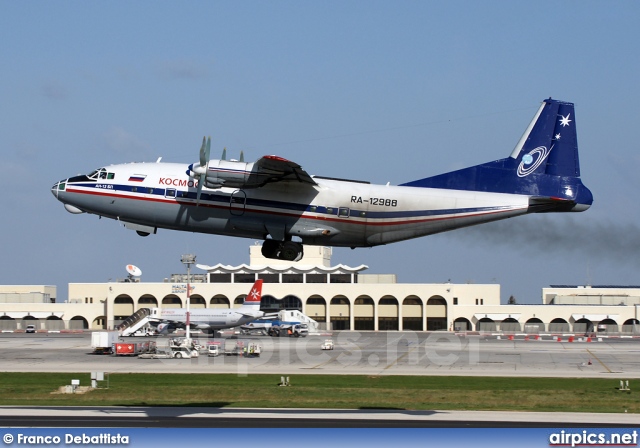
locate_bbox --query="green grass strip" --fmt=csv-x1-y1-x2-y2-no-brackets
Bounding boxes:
0,373,637,413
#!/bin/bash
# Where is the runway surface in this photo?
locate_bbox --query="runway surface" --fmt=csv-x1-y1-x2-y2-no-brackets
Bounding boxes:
2,331,640,378
0,406,638,428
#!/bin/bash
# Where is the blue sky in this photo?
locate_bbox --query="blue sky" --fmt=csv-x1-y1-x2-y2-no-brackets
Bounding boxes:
2,2,639,303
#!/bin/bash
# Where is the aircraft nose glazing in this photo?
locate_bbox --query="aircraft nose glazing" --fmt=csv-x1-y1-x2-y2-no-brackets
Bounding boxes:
51,179,67,199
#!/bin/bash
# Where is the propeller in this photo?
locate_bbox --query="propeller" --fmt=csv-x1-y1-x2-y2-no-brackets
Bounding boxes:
221,146,243,162
196,136,211,205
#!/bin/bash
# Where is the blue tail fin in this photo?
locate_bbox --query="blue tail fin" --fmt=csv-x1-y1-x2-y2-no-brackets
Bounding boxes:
511,99,580,177
400,98,592,211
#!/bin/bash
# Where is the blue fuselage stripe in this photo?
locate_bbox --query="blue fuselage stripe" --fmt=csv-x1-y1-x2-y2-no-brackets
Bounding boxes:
67,183,514,224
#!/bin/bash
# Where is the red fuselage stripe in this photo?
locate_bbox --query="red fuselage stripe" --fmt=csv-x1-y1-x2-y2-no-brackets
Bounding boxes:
65,187,522,228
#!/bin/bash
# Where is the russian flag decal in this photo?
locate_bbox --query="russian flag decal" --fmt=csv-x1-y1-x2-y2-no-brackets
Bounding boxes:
128,174,146,182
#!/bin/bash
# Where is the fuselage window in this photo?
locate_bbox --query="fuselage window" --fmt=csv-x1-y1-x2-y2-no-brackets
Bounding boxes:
131,186,137,192
326,207,334,214
147,188,154,194
166,189,176,198
107,173,115,180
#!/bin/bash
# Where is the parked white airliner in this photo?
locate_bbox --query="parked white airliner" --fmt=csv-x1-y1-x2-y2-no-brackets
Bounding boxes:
151,280,264,334
52,98,592,262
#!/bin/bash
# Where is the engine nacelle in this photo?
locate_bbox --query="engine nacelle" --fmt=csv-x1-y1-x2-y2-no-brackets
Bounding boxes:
188,154,311,190
190,160,277,189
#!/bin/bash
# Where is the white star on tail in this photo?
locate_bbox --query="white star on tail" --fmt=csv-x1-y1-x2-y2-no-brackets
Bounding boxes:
559,114,571,127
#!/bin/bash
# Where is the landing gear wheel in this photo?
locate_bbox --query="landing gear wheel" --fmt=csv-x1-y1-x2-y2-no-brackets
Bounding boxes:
261,239,280,259
175,352,183,359
279,241,303,261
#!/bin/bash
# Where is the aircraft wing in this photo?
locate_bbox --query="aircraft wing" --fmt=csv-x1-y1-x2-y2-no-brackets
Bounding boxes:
254,155,316,185
240,311,264,319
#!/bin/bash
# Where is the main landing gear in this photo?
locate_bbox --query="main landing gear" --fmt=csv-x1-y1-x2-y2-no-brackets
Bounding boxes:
261,239,304,262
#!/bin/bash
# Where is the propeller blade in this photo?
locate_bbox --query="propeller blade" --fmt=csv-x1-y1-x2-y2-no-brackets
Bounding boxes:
196,136,211,206
196,173,204,204
240,151,244,163
199,136,207,167
221,147,227,161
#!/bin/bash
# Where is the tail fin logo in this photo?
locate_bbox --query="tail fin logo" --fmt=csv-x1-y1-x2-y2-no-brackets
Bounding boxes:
249,287,260,301
244,279,263,304
517,145,553,177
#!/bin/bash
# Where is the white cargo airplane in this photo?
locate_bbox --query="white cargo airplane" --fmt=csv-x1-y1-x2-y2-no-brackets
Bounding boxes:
52,98,592,262
151,280,264,334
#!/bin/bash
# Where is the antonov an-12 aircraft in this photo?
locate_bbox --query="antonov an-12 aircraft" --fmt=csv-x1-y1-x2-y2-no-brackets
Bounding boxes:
52,98,592,262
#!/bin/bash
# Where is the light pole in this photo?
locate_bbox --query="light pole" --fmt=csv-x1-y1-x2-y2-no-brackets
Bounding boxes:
181,254,196,341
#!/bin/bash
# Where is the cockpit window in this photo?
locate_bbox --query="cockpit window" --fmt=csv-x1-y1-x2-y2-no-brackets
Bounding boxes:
87,168,114,180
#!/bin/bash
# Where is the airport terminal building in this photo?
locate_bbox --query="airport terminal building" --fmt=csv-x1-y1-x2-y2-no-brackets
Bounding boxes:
1,245,639,334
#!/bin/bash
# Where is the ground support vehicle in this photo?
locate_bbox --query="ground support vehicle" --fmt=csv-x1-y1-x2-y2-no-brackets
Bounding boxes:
321,339,334,350
170,346,198,359
115,341,156,356
269,323,308,338
208,345,220,357
91,331,119,354
224,340,245,356
131,326,156,337
240,310,318,336
245,342,261,357
167,337,199,359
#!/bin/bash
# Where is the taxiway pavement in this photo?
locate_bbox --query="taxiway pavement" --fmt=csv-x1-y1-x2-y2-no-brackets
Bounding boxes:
2,331,640,378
